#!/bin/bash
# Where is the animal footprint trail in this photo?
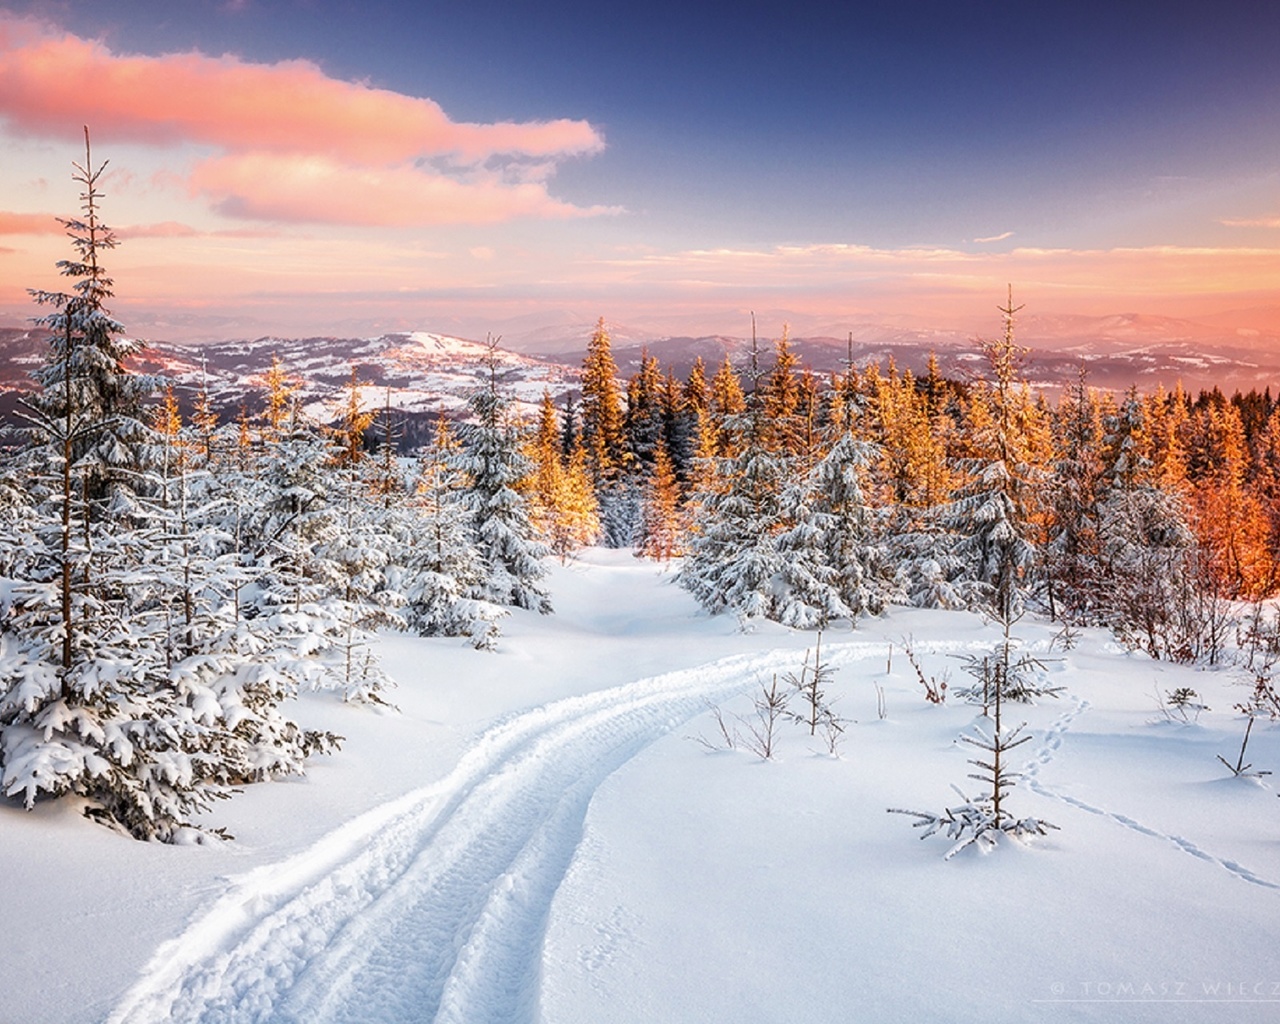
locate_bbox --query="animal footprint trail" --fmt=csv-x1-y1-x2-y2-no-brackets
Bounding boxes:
1021,697,1280,892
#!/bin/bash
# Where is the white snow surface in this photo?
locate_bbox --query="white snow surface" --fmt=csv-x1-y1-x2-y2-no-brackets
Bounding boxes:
3,549,1280,1023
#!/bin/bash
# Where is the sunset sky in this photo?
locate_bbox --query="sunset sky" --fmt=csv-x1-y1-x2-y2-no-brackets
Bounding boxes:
2,1,1280,342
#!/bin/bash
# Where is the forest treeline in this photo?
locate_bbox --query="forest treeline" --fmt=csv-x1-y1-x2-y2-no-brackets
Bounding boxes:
558,306,1280,642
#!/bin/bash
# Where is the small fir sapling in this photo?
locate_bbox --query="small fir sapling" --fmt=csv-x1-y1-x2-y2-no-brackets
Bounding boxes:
691,699,738,752
1217,714,1270,779
695,644,850,756
888,660,1057,858
1050,623,1081,652
952,609,1061,711
741,673,789,760
785,632,843,736
1156,686,1208,723
1216,659,1279,779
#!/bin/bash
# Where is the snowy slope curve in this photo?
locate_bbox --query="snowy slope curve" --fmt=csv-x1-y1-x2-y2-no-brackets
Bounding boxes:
106,643,892,1024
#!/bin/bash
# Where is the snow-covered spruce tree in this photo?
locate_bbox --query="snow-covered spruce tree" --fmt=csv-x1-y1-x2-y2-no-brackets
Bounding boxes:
1042,363,1105,622
392,418,505,648
771,473,854,629
597,477,642,549
451,340,552,613
680,324,847,628
625,350,666,475
319,447,404,704
135,393,339,795
22,130,153,519
867,360,967,609
1093,389,1203,662
0,135,232,840
245,411,395,703
787,428,895,620
0,456,38,579
924,288,1049,619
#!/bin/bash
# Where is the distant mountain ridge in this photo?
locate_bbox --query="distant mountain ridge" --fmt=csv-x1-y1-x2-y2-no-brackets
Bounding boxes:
3,314,1279,443
0,330,583,446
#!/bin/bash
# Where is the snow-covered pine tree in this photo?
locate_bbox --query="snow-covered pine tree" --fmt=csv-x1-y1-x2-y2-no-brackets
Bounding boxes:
1042,363,1105,621
925,288,1049,618
22,129,153,521
763,326,803,456
1094,388,1201,661
636,436,686,562
136,391,339,796
680,332,787,622
246,408,396,703
625,350,665,474
680,322,846,628
790,429,894,619
0,455,38,579
660,366,697,486
0,135,242,840
451,341,552,613
320,446,404,704
393,418,505,648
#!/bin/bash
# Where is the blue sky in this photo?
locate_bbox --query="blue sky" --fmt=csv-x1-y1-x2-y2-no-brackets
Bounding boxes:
2,0,1279,339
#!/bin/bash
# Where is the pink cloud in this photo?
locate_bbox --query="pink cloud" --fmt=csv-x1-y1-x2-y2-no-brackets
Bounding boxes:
114,220,199,239
188,153,621,226
1222,216,1280,229
0,210,61,234
85,220,289,240
0,17,603,163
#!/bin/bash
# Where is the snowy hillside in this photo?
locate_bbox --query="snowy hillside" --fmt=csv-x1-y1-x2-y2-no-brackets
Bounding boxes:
0,328,582,433
2,552,1277,1023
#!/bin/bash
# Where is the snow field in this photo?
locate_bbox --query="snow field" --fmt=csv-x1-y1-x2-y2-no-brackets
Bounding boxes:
2,550,1279,1023
541,615,1280,1024
107,646,882,1024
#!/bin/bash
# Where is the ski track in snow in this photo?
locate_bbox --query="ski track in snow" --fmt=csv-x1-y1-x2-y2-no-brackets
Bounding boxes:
110,639,974,1024
1023,696,1280,891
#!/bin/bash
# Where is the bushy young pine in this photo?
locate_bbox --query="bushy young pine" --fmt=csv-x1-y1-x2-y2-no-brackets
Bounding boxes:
451,346,552,613
681,331,854,628
135,405,338,794
392,421,505,648
1043,365,1105,621
0,137,263,840
925,291,1048,618
636,437,685,562
229,408,395,704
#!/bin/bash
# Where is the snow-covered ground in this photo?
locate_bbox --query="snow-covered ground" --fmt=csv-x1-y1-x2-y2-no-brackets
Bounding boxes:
3,550,1279,1023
